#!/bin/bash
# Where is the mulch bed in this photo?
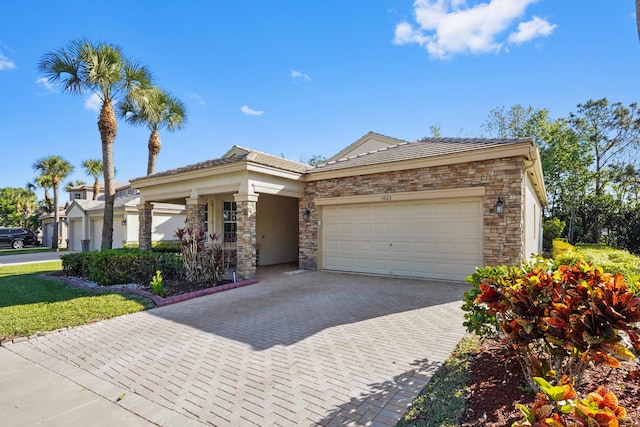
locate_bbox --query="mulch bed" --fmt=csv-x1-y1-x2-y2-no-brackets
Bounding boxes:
462,340,640,426
45,272,257,307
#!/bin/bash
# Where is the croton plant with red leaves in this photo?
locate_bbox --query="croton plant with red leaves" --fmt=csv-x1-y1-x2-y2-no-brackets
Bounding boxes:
513,377,631,427
465,261,640,391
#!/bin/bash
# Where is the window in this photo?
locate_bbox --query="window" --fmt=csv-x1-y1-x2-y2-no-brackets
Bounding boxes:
223,201,237,242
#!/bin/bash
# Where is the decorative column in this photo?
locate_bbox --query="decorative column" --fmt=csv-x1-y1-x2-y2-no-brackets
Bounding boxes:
138,201,152,251
235,193,258,280
185,197,207,233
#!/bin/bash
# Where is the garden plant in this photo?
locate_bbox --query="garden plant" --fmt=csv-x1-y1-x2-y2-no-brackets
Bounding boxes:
463,256,639,426
175,227,232,284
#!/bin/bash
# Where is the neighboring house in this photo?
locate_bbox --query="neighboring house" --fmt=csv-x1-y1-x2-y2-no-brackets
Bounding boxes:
131,132,547,282
68,183,104,202
39,206,68,248
65,183,186,251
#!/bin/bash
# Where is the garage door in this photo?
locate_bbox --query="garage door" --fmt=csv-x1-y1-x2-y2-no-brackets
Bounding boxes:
70,220,82,251
321,198,483,281
91,220,103,251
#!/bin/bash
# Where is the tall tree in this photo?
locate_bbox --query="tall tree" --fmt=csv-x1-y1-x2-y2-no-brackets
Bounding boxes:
307,154,328,167
65,180,87,193
35,175,53,213
482,104,552,144
569,98,640,241
38,39,152,249
0,187,37,227
636,0,640,42
82,158,103,200
482,104,590,242
33,155,74,249
119,86,186,175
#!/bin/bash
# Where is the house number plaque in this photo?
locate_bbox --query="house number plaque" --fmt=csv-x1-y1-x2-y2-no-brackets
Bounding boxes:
381,195,392,201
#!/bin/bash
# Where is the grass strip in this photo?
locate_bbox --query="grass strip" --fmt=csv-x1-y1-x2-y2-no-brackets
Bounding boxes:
0,261,154,341
397,335,479,427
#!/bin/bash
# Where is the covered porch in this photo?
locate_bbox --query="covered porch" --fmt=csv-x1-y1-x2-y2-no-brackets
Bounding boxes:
130,147,308,279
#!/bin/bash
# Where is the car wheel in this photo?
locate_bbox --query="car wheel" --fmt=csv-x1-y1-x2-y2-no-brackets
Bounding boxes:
11,239,24,249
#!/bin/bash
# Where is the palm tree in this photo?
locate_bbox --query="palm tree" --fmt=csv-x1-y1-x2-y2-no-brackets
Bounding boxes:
34,175,53,213
119,85,187,175
637,0,640,42
65,180,87,193
38,39,152,249
33,156,74,249
82,159,103,200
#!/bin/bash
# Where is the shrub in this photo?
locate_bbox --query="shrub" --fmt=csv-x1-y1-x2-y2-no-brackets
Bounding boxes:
154,252,184,280
90,249,157,286
552,238,574,258
543,218,566,251
469,261,640,390
62,249,184,287
175,228,231,284
61,252,94,277
553,243,640,294
513,378,631,427
462,265,511,340
151,241,181,253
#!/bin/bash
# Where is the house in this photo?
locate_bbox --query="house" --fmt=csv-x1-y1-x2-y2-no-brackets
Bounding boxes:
130,132,547,282
39,206,68,248
67,183,108,202
65,183,186,251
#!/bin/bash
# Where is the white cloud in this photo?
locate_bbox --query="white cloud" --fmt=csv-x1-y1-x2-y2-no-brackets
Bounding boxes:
394,0,556,59
291,70,311,81
508,16,557,44
84,93,102,112
241,105,264,116
36,77,55,92
190,93,206,106
0,53,15,70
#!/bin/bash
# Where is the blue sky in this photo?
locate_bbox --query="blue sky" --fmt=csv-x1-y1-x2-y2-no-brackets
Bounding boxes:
1,1,639,197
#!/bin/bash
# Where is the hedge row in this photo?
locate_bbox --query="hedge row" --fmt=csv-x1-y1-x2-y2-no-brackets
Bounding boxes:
61,249,184,286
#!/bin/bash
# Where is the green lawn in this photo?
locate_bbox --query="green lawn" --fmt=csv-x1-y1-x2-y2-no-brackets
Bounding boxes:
0,261,154,341
397,336,478,427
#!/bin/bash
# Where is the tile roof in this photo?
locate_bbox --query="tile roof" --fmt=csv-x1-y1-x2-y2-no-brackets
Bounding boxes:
131,157,241,181
233,145,311,174
310,137,532,173
131,147,309,182
71,194,184,212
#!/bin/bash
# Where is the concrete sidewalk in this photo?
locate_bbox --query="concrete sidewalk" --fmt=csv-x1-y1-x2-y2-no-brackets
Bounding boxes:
2,268,468,426
0,346,154,426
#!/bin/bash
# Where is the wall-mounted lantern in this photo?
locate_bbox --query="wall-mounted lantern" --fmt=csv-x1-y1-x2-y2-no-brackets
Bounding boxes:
495,197,504,215
302,209,311,222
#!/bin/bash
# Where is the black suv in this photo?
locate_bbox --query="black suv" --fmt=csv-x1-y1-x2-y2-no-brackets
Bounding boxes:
0,227,37,249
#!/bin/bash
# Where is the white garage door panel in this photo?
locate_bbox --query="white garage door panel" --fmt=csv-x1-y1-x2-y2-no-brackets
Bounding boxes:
322,198,483,281
71,220,82,251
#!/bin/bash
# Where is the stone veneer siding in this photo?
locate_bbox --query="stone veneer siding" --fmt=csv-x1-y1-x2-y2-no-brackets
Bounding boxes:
299,157,526,271
185,200,207,232
236,200,257,279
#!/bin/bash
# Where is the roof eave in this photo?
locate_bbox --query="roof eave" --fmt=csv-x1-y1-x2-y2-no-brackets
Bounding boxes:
131,162,247,189
305,140,533,182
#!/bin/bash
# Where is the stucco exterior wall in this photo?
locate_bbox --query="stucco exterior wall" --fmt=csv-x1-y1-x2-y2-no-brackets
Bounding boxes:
152,212,186,242
524,174,543,259
299,157,527,270
256,194,299,265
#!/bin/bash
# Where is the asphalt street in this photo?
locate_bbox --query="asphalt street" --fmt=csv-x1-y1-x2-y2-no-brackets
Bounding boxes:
0,249,70,266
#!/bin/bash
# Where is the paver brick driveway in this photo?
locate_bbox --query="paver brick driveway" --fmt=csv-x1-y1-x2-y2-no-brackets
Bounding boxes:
5,268,469,426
